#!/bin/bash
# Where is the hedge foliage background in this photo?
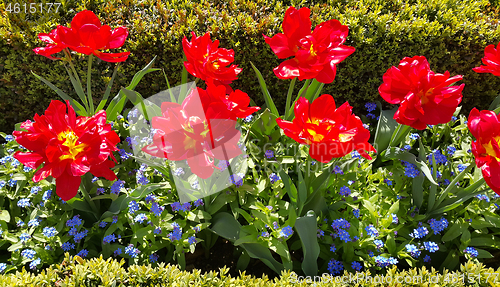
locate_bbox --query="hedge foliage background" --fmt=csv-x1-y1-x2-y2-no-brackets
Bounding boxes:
2,0,500,133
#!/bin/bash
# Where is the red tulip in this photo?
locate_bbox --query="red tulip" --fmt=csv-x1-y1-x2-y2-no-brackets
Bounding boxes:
33,28,67,60
13,100,120,201
142,92,243,179
379,56,464,130
276,95,375,163
55,10,130,62
264,6,355,83
194,79,260,120
473,42,500,76
468,108,500,196
182,32,242,86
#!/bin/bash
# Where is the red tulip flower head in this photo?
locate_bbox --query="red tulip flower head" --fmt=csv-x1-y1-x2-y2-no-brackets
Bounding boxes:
35,10,130,62
183,32,242,86
276,95,375,163
379,56,464,130
142,92,243,179
264,6,355,83
468,108,500,196
197,79,260,120
473,42,500,76
13,100,120,201
33,28,67,60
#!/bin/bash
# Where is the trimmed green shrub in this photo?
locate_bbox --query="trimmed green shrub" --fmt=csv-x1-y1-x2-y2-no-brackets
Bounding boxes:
1,254,499,286
2,0,500,134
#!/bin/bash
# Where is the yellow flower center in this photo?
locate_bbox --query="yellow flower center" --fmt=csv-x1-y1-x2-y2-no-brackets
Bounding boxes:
57,130,87,161
309,43,317,57
338,133,353,142
420,88,434,105
182,118,211,151
483,136,500,161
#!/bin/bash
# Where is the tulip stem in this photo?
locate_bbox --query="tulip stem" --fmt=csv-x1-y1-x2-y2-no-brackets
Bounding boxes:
80,185,99,216
284,77,297,119
388,124,411,148
87,54,95,115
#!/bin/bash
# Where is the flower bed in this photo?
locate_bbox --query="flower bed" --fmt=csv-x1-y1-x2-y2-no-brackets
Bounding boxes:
0,4,499,280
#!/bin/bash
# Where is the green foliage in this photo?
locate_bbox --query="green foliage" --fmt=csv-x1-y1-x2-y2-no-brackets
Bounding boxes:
0,254,499,286
2,0,500,133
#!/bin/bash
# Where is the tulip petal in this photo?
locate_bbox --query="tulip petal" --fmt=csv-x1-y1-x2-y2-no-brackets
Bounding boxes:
107,27,128,49
56,171,81,201
71,10,101,31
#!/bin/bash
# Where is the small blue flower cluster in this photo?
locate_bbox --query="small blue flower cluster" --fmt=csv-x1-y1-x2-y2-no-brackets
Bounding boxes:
173,167,185,176
103,234,118,244
365,224,379,237
194,199,204,207
423,241,439,253
21,249,36,259
128,200,140,214
391,213,399,224
136,171,149,185
265,150,274,159
373,239,384,250
353,209,360,219
331,218,351,243
134,213,148,224
66,215,82,228
77,249,89,258
29,258,41,270
410,226,429,239
332,165,343,175
17,198,30,208
475,194,490,202
428,149,447,165
409,133,420,140
327,259,344,275
125,244,141,258
447,146,456,156
457,164,468,172
168,223,182,241
229,173,244,187
149,253,159,263
406,244,421,258
351,261,362,271
42,190,52,201
339,186,351,197
188,236,197,245
464,247,478,258
43,227,57,238
150,202,164,216
402,161,420,178
118,149,132,160
374,256,398,267
270,173,280,184
428,217,448,235
171,202,191,212
110,180,124,195
279,226,294,239
244,115,253,122
365,102,377,112
30,186,42,195
61,242,75,251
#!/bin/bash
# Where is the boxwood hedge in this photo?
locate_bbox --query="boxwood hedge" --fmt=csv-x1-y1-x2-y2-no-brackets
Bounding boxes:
0,254,498,286
1,0,500,133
